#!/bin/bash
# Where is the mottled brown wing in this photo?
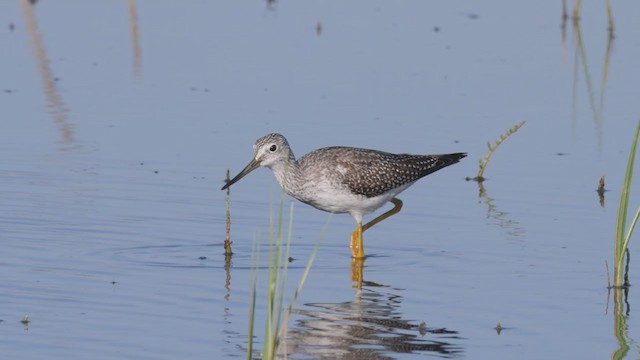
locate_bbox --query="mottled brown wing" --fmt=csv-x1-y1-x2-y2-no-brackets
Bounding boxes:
338,150,467,198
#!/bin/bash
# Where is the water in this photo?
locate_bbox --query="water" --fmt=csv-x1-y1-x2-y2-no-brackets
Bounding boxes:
1,0,639,358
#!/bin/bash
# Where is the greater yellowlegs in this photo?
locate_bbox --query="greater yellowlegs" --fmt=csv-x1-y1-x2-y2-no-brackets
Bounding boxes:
221,133,466,258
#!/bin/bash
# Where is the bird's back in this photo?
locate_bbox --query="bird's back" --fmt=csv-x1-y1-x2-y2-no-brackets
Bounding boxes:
298,146,466,199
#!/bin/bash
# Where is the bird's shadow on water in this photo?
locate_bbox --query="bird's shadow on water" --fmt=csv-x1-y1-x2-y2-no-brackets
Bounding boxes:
282,282,463,359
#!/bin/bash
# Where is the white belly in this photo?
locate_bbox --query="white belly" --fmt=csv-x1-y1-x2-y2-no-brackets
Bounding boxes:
299,181,414,217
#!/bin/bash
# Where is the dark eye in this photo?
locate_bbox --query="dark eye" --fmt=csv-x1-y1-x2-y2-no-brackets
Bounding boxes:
269,144,277,152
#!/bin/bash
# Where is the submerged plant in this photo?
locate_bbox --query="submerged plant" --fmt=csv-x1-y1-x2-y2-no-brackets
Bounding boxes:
466,120,526,182
612,120,640,288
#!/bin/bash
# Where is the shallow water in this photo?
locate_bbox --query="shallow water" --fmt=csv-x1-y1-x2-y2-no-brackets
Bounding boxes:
2,0,640,359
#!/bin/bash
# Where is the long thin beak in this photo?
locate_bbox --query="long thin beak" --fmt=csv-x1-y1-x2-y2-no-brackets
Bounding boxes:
221,158,261,190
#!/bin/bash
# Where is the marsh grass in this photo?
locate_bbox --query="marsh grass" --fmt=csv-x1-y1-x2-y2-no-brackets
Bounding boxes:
247,195,326,360
247,240,258,358
466,120,526,182
605,121,640,359
612,120,640,288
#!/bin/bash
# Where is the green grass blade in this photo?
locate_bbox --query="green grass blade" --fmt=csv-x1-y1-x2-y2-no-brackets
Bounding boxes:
264,194,281,359
263,190,296,359
247,280,256,360
252,159,321,358
622,206,640,261
614,119,640,287
268,194,287,358
279,214,331,340
247,234,261,360
272,201,295,352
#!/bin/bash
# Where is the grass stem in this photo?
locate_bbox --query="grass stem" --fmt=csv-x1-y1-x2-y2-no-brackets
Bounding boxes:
613,120,640,288
247,192,326,359
466,120,526,182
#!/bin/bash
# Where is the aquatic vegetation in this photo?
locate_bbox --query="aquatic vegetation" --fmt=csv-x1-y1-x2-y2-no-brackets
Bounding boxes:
467,120,526,182
612,120,640,288
224,169,233,256
247,196,326,360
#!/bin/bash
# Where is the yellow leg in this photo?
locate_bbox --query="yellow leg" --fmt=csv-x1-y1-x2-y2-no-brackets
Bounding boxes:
350,222,364,259
362,198,403,232
350,198,403,259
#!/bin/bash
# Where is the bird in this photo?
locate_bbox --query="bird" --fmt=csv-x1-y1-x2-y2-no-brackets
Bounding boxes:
221,133,466,258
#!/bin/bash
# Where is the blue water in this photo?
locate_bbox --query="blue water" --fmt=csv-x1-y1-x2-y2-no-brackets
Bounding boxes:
1,0,639,358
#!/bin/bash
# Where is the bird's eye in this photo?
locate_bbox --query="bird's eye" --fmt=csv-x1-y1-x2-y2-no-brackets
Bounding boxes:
269,144,277,152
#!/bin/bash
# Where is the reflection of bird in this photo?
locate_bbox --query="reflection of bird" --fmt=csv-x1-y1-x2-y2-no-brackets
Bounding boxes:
281,289,462,357
222,133,466,258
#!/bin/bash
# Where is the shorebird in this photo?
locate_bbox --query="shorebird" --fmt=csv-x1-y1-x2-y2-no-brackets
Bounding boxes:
222,133,466,258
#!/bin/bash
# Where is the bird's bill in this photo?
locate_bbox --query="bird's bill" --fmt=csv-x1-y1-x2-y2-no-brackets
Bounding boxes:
221,158,261,190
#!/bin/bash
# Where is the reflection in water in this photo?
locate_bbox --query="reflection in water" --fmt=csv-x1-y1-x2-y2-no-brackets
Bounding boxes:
128,0,143,76
560,7,615,152
224,254,232,309
494,322,503,335
476,182,524,239
265,0,277,10
351,257,365,289
560,0,568,65
351,258,385,290
283,286,462,358
21,315,30,332
286,255,460,357
21,0,76,149
608,250,637,359
597,175,606,208
610,286,634,359
572,20,600,145
221,254,245,357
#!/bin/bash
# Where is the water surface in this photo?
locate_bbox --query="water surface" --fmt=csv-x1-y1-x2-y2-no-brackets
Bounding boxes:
1,1,640,359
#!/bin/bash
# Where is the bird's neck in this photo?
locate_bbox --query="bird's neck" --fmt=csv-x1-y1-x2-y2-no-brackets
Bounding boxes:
270,155,302,194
